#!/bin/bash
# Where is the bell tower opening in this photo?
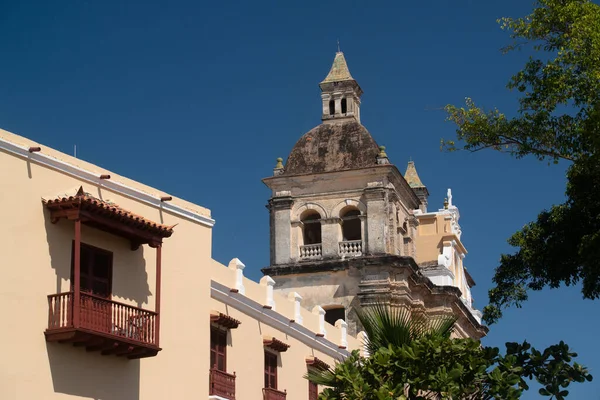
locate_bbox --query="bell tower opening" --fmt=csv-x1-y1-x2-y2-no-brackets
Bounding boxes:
320,52,363,123
301,210,322,245
341,208,361,241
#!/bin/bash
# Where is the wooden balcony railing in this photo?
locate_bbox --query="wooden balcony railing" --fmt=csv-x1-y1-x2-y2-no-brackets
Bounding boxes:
263,387,287,400
47,292,158,346
209,368,236,400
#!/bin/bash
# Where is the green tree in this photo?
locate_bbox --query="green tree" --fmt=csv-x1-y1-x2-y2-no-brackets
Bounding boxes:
307,306,592,399
443,0,600,324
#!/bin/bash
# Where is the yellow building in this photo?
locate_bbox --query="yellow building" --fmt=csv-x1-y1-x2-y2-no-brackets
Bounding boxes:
0,127,360,400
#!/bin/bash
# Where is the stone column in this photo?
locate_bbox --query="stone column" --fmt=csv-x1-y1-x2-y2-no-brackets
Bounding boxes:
321,93,331,117
269,193,294,265
321,217,341,259
364,184,387,255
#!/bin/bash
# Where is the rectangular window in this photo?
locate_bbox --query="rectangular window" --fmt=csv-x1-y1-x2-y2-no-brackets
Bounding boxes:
308,380,318,400
71,242,113,298
210,327,227,371
264,351,278,389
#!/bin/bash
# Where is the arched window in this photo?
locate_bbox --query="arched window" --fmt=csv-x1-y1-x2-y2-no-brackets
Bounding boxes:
341,208,361,241
329,100,335,115
301,211,322,245
324,306,345,325
341,98,347,114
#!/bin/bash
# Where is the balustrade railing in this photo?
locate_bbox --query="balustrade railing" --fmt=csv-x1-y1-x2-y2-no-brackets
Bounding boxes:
339,240,362,257
299,244,322,259
263,387,287,400
210,368,236,399
48,292,73,329
47,292,158,346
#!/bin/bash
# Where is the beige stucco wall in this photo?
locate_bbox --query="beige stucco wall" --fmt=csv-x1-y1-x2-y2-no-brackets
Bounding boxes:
0,133,215,399
414,212,471,302
208,258,361,400
0,128,356,399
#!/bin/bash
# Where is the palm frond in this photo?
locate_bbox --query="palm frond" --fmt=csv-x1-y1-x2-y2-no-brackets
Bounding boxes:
355,304,456,356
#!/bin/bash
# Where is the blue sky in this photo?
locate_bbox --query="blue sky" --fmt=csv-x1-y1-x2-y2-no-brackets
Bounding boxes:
1,0,597,397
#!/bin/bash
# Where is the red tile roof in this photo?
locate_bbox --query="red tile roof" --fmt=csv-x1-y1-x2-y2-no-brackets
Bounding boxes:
43,186,174,238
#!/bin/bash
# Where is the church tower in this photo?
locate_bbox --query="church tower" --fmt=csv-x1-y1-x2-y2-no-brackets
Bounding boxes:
262,52,487,339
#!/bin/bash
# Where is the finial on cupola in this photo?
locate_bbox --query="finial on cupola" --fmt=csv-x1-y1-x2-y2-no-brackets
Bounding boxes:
376,145,390,165
273,157,285,176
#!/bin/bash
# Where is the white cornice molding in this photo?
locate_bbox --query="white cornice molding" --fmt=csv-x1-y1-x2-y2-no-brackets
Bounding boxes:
211,281,350,359
0,137,215,227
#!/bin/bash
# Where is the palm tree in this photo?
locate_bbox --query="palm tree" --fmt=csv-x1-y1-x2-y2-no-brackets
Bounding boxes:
356,304,456,356
306,304,456,399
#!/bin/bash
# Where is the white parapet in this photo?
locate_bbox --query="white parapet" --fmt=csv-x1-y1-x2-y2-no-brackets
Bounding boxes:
312,306,327,338
335,319,348,349
288,292,303,325
228,258,246,295
260,275,276,310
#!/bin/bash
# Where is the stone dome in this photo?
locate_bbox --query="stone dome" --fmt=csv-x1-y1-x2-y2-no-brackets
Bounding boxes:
283,121,381,176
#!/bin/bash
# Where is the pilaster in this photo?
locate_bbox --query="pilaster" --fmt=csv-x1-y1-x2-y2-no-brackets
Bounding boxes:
321,217,341,258
269,193,294,265
364,184,387,255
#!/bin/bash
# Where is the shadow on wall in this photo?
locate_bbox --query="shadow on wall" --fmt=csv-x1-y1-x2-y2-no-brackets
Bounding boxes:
43,209,152,307
46,342,140,399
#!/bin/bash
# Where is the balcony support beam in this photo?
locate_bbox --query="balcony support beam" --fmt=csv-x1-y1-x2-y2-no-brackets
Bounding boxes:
73,219,81,328
155,244,162,347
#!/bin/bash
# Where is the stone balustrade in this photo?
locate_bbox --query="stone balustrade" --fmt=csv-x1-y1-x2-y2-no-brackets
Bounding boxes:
299,244,322,259
339,240,362,257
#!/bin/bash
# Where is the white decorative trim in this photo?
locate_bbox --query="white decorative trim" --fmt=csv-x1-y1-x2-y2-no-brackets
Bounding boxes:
421,265,455,287
335,319,348,349
357,331,370,358
312,306,327,338
209,396,230,400
437,241,453,268
229,258,246,295
211,281,349,359
260,276,276,310
0,137,215,227
288,292,303,325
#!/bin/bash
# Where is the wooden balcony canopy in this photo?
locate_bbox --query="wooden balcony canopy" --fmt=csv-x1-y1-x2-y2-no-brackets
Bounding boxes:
211,311,241,329
305,356,330,370
263,336,290,352
43,186,174,249
44,186,174,358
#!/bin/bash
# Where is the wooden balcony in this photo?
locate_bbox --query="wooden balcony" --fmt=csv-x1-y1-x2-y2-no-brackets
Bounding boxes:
45,292,160,359
263,387,286,400
209,368,236,400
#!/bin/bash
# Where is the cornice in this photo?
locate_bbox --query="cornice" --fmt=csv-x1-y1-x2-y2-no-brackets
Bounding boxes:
0,136,215,227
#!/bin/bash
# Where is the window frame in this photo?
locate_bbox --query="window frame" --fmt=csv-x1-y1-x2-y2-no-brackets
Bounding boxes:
308,378,318,400
210,326,228,371
264,350,278,389
70,241,113,299
301,212,322,245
